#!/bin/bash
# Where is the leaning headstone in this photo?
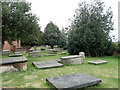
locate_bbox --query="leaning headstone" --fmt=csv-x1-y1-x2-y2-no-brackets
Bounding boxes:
32,60,64,69
46,73,101,89
2,50,10,55
88,60,107,65
9,54,23,57
60,55,84,64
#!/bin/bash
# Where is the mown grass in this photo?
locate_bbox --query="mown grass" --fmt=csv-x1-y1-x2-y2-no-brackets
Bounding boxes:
1,49,119,89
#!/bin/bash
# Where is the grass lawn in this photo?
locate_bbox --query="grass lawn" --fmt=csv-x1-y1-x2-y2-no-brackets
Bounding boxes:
1,50,119,89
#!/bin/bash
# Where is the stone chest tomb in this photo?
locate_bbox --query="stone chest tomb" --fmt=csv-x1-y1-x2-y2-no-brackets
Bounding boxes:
60,55,83,64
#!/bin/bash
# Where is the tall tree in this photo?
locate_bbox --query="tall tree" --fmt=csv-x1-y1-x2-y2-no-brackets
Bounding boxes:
67,0,115,56
58,27,67,49
2,2,42,46
44,21,61,49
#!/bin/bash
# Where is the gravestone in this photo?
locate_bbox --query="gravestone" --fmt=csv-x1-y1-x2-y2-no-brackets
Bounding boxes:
15,48,26,54
60,55,84,64
9,54,23,57
79,52,85,59
88,60,107,65
28,51,41,57
29,48,34,52
1,56,28,71
48,49,57,54
46,73,101,89
43,54,55,56
32,60,64,69
2,50,10,55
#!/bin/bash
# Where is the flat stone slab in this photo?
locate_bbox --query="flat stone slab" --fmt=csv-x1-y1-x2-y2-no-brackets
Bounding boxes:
2,50,10,55
1,56,28,65
88,60,107,65
46,73,101,89
32,60,64,69
60,55,80,59
43,54,55,56
9,54,23,57
60,55,84,64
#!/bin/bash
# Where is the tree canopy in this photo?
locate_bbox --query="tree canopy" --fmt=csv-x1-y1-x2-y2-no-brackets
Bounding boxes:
2,2,42,46
43,21,61,49
58,27,67,49
67,0,115,56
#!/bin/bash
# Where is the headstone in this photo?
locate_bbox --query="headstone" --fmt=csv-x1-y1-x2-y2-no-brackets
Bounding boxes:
46,73,101,89
32,60,64,69
60,55,84,64
79,52,85,59
2,50,10,55
88,60,107,65
9,54,23,57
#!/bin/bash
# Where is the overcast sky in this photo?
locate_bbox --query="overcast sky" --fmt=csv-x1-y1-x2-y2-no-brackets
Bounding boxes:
26,0,119,41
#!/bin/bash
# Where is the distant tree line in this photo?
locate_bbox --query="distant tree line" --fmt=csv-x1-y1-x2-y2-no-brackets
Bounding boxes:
2,1,118,57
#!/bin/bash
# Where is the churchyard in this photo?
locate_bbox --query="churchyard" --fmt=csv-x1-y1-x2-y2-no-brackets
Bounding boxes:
1,46,118,89
1,0,119,89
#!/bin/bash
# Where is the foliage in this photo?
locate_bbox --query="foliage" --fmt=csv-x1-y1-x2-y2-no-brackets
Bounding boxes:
114,41,120,54
58,28,67,49
2,2,42,46
43,21,61,49
67,0,115,56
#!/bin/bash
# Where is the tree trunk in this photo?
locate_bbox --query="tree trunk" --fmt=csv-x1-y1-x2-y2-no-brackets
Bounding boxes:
51,45,54,49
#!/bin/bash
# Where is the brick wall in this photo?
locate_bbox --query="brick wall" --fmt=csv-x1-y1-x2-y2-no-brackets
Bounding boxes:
3,41,21,51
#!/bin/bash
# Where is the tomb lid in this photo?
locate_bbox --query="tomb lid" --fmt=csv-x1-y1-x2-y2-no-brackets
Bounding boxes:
46,73,101,89
32,60,64,69
3,50,9,52
1,56,28,65
60,55,80,59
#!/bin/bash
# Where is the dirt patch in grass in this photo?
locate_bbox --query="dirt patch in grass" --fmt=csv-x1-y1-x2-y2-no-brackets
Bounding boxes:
20,82,41,88
24,75,38,80
32,82,41,88
24,83,32,87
